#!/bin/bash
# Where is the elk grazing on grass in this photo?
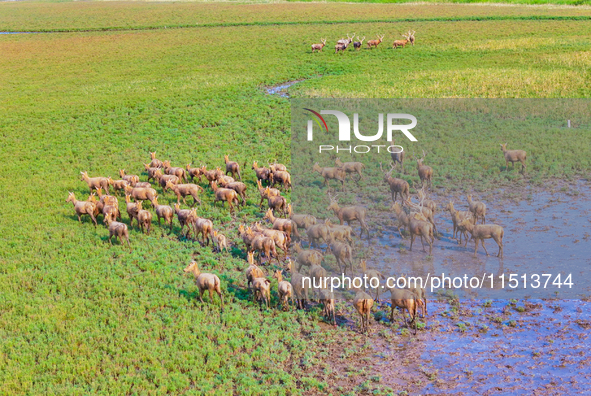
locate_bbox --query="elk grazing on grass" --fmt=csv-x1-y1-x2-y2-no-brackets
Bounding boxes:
273,270,294,310
416,150,433,190
335,158,364,181
353,289,374,334
392,30,415,49
245,251,264,289
192,211,214,246
367,34,385,49
248,227,279,264
80,171,110,195
211,182,240,213
353,36,365,50
166,181,203,206
149,152,164,169
265,187,287,215
224,155,242,181
313,163,346,190
152,197,174,233
119,170,139,187
94,187,119,214
218,179,247,206
380,162,410,203
110,178,130,196
445,201,473,245
162,160,187,183
263,208,297,242
174,203,196,238
137,203,153,235
360,260,385,302
269,170,291,191
124,184,158,207
327,193,370,239
500,143,527,173
252,222,289,255
154,170,180,191
184,261,224,312
186,163,204,183
251,278,270,309
252,161,270,184
256,180,280,208
288,204,317,230
104,214,131,251
390,140,405,170
391,202,410,239
293,242,323,271
459,219,504,258
66,192,98,226
311,38,327,53
213,231,229,253
327,236,354,275
125,194,141,228
466,194,487,224
319,289,337,326
288,259,309,309
143,163,160,182
389,288,418,334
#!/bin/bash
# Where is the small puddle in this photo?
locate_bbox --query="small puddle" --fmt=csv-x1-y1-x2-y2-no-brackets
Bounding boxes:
265,80,303,98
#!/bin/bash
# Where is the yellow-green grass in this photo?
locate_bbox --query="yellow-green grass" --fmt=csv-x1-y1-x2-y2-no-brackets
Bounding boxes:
1,2,590,394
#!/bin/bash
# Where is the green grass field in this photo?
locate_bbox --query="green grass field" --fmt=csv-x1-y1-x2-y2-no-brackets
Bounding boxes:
1,1,590,394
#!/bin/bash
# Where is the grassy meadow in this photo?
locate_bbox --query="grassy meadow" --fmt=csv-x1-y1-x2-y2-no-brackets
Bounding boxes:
1,1,590,394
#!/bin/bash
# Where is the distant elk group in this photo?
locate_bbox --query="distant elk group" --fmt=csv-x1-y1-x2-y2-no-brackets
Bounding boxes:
311,30,416,54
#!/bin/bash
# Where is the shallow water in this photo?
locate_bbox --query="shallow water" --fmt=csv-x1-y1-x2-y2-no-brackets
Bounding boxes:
265,80,302,98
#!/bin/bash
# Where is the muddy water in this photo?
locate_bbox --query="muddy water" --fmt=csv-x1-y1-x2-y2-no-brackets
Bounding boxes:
265,80,302,98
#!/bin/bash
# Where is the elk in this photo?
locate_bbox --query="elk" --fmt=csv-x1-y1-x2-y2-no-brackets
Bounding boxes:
192,211,214,246
391,202,410,239
287,204,317,230
202,166,222,184
389,288,418,334
118,169,139,187
111,178,130,196
162,160,187,182
327,193,369,239
252,222,289,255
66,192,98,226
166,180,203,206
223,155,241,181
80,171,110,195
174,203,196,238
415,150,433,190
135,182,151,188
335,158,364,181
459,219,504,258
353,36,365,50
184,261,224,312
263,208,297,242
218,179,247,206
313,163,346,190
466,194,487,224
353,289,373,334
392,30,415,49
500,143,527,172
137,204,153,235
213,231,229,253
268,160,287,173
245,251,264,289
211,182,240,213
273,270,294,310
154,170,180,191
94,187,120,216
409,213,434,254
149,151,164,168
124,184,158,207
266,187,287,215
269,170,291,191
325,219,354,245
445,201,472,245
390,139,405,170
305,222,330,248
256,179,280,208
252,161,270,184
360,260,385,302
380,162,409,203
407,286,427,318
152,197,174,233
104,214,131,251
186,163,204,183
417,187,437,214
238,224,256,252
125,194,141,228
366,34,384,49
311,38,327,53
293,242,323,271
319,288,336,326
247,227,279,264
337,33,355,46
327,236,354,275
405,196,437,235
309,263,327,298
288,259,309,309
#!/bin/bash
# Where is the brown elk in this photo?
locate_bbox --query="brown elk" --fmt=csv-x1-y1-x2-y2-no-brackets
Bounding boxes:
94,187,119,215
353,289,373,334
405,196,437,235
269,170,291,191
124,184,158,207
252,161,270,184
213,230,229,253
184,261,224,312
245,251,264,289
367,34,385,49
459,219,504,258
360,260,385,302
238,224,256,252
118,169,139,187
80,171,110,195
162,160,187,183
288,259,309,309
174,203,196,238
192,211,214,246
125,194,141,228
500,143,527,173
166,180,203,206
104,214,131,251
154,170,180,191
392,30,415,49
335,40,350,54
416,150,433,189
211,182,240,213
391,202,410,239
407,286,427,318
66,192,98,226
327,193,369,239
353,36,365,50
380,162,409,203
224,155,241,181
137,204,153,235
445,201,472,245
247,227,279,264
305,222,330,248
389,288,418,334
325,219,353,245
293,242,323,271
287,204,317,230
417,187,437,214
390,140,405,170
252,222,289,255
337,33,355,46
218,179,247,206
327,236,354,275
256,180,280,208
186,163,204,183
335,158,364,181
319,288,336,326
202,166,222,184
273,270,294,311
111,178,130,196
265,187,287,215
409,213,434,254
313,163,346,190
134,182,151,188
268,160,287,173
149,152,164,168
152,197,174,233
311,38,327,53
263,208,297,241
466,194,487,224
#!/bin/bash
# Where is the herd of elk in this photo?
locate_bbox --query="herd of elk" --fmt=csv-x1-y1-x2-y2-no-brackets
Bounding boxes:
310,31,417,54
